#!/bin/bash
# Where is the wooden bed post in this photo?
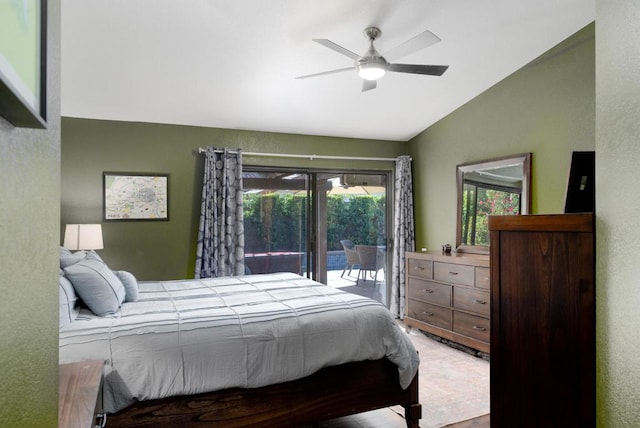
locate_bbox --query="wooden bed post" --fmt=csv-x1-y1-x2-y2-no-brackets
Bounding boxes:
404,368,422,428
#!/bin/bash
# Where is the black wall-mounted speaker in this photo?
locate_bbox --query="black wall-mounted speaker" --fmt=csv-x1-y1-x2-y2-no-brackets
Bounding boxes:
564,151,595,213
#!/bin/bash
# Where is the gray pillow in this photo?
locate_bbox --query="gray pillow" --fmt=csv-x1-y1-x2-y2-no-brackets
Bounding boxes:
64,257,126,316
87,249,104,263
59,275,80,328
60,247,87,268
113,270,139,302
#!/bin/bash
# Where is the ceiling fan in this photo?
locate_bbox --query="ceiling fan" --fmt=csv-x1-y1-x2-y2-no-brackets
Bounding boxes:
296,27,449,92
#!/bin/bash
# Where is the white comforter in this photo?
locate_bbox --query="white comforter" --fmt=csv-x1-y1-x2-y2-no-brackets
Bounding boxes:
59,272,419,413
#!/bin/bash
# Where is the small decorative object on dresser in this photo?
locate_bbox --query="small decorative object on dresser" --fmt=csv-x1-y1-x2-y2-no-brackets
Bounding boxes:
404,251,490,354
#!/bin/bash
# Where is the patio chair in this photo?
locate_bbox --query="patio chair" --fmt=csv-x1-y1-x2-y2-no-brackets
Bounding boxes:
340,240,360,278
355,245,384,286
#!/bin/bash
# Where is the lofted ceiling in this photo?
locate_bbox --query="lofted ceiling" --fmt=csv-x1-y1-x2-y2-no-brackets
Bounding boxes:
60,0,594,142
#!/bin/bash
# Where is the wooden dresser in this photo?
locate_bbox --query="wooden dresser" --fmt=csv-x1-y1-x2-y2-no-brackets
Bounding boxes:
489,214,595,427
404,251,490,353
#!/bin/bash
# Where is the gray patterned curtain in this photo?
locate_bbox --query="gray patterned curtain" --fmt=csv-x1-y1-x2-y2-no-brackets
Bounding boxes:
390,155,415,318
195,147,245,278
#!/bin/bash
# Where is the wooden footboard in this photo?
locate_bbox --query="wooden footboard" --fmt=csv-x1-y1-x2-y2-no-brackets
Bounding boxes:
107,357,421,428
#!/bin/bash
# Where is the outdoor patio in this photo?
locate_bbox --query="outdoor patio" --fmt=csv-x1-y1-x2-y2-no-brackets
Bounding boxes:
326,268,386,303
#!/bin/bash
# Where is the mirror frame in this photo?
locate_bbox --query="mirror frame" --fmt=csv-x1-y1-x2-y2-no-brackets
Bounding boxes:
455,153,532,254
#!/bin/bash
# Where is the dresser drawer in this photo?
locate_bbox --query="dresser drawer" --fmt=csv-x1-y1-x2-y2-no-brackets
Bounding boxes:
407,299,452,330
453,311,490,343
453,287,490,317
475,267,490,289
434,262,474,286
407,278,451,307
407,257,433,279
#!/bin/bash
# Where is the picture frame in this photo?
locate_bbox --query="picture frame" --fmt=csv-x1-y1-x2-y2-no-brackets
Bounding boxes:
103,172,169,221
0,0,47,128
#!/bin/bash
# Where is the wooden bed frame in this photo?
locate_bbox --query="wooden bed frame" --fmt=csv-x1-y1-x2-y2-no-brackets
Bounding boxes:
107,357,421,427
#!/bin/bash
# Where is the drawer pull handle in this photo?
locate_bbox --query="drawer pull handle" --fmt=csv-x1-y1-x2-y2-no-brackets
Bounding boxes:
422,311,434,316
422,289,434,293
473,299,487,305
415,266,425,271
473,326,487,331
448,271,459,275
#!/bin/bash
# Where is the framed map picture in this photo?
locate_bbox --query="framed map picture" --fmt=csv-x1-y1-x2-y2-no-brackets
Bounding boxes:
103,172,169,221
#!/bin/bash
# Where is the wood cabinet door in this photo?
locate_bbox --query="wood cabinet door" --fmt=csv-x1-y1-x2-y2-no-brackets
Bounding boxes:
489,214,594,428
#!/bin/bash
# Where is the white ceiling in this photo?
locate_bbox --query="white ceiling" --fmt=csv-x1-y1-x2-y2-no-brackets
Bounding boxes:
60,0,594,142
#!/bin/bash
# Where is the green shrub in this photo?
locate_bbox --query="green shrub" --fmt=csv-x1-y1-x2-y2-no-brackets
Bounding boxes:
243,193,385,253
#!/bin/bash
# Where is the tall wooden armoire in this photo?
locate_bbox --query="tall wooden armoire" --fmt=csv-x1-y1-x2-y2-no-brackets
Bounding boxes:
488,214,595,428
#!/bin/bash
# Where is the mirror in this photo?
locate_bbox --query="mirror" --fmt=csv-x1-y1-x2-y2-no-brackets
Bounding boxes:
456,153,531,254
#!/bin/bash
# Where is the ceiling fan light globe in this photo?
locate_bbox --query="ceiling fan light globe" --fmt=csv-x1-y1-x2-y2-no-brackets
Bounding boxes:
358,64,386,81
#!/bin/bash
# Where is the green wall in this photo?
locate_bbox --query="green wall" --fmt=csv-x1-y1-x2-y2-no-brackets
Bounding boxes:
61,119,406,280
0,1,60,426
408,23,595,252
596,1,640,425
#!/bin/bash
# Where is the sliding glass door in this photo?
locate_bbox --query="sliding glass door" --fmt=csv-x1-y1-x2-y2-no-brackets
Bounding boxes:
317,172,388,305
242,170,312,277
242,168,390,305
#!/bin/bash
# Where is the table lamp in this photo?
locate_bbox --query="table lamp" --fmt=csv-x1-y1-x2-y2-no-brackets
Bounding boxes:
64,224,104,251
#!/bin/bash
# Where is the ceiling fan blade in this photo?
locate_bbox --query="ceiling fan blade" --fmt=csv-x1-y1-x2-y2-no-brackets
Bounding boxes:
296,66,355,80
387,63,449,76
362,79,377,92
383,30,441,62
313,39,361,61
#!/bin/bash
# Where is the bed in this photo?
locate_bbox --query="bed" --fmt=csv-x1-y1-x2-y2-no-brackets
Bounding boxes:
59,261,421,427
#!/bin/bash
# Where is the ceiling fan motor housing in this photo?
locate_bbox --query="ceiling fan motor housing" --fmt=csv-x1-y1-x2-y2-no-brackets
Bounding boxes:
358,27,387,80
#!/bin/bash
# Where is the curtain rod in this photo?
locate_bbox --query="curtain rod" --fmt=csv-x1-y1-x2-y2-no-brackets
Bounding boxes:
197,147,404,162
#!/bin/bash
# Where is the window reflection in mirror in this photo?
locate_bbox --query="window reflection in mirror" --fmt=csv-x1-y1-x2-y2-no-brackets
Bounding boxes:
456,153,531,254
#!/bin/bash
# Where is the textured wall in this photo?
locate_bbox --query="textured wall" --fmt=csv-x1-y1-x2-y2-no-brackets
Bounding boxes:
408,23,595,252
595,1,640,425
0,1,61,426
61,118,406,280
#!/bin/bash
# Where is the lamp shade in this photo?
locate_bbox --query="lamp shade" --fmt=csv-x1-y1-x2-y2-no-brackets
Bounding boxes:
64,224,104,250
